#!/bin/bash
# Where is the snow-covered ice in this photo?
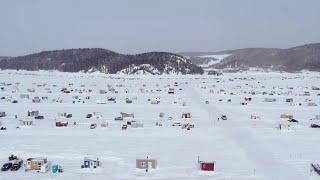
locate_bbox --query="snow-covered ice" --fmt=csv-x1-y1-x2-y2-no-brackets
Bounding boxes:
0,70,319,180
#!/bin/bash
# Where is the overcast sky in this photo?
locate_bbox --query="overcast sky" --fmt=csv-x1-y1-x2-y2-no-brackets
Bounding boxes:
0,0,320,56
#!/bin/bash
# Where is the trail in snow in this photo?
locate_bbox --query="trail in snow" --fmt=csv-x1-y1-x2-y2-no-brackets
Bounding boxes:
183,83,307,180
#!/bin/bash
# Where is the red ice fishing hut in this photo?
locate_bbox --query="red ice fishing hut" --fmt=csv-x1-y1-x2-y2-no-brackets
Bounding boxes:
197,156,215,171
199,161,215,171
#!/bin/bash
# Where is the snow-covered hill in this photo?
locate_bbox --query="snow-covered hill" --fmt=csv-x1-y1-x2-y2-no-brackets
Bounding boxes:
181,43,320,72
0,49,204,75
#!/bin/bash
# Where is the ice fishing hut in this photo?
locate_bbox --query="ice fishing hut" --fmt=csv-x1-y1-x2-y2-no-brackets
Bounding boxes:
198,157,215,171
280,114,293,120
136,158,157,170
96,100,106,104
121,112,134,119
159,112,165,118
131,121,144,128
93,112,102,119
81,157,101,169
182,112,191,119
100,121,108,128
27,88,35,93
199,161,215,171
99,89,107,94
0,112,6,117
286,98,293,103
125,98,133,104
32,96,41,103
107,96,116,102
55,121,68,127
307,102,318,106
51,164,63,173
20,94,30,99
28,110,39,117
264,98,276,102
57,112,67,118
150,98,160,104
168,88,175,94
19,119,33,127
25,158,50,172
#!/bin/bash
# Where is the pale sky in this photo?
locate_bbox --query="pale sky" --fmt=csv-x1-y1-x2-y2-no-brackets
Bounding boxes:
0,0,320,56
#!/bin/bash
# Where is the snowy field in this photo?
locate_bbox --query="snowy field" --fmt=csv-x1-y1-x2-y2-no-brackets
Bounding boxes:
0,70,320,180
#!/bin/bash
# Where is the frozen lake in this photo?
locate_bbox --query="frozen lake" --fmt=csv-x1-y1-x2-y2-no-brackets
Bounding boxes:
0,70,319,180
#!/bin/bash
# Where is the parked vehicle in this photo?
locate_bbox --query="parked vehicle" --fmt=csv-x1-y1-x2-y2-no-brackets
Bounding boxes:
0,127,6,130
66,114,72,118
1,162,12,171
114,117,123,121
221,115,227,120
11,160,23,171
122,125,127,130
288,119,299,123
90,123,97,129
86,114,92,118
34,115,44,119
172,122,182,126
311,124,320,128
51,164,63,173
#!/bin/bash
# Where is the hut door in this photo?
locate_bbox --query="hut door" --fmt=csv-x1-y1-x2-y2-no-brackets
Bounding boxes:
147,162,152,169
